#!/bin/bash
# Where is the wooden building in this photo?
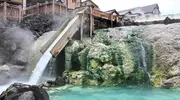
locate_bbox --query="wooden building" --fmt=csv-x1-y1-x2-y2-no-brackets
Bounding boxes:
0,0,81,21
0,0,23,21
0,0,121,30
67,0,81,10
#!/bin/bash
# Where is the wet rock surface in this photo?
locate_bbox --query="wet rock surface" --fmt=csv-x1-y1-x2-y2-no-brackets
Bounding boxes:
63,23,180,88
17,91,35,100
162,76,180,88
20,14,54,38
63,28,154,86
0,83,49,100
40,77,66,89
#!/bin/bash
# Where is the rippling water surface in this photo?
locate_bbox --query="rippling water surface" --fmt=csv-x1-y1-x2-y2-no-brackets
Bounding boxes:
49,86,180,100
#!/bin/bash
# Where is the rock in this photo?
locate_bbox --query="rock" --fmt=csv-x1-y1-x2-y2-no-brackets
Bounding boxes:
162,76,180,88
0,65,10,71
12,49,28,66
0,65,10,85
18,91,35,100
164,17,172,25
67,71,90,85
99,64,122,86
0,83,49,100
64,28,155,86
20,14,54,38
162,80,174,88
40,77,66,88
55,77,66,86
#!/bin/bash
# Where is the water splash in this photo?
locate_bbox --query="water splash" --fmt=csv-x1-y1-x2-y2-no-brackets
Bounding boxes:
0,80,28,94
28,51,52,85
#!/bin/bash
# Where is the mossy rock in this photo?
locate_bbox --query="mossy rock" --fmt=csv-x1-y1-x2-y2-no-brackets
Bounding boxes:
78,47,90,70
126,67,147,85
68,71,88,85
63,29,156,86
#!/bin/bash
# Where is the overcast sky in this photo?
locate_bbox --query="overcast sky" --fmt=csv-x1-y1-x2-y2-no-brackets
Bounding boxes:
82,0,180,15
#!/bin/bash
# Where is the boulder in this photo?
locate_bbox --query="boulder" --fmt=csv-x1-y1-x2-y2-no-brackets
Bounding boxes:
164,17,172,25
17,91,35,100
0,65,10,85
0,83,49,100
0,65,10,72
40,77,66,89
20,14,54,38
12,49,28,66
162,76,180,88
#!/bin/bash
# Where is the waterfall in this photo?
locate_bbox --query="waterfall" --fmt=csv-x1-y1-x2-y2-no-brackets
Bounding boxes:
28,51,52,85
140,42,151,84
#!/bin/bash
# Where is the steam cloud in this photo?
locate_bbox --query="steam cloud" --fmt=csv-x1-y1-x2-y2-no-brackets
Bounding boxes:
0,20,35,84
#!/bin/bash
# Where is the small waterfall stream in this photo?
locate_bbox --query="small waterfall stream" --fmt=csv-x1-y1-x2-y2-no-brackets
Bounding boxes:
140,42,151,84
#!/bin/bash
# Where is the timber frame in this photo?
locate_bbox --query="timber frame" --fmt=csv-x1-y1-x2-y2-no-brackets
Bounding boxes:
0,1,121,30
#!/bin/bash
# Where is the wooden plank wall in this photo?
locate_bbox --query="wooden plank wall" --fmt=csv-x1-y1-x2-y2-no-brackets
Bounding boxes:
0,1,67,21
0,2,22,21
25,2,67,17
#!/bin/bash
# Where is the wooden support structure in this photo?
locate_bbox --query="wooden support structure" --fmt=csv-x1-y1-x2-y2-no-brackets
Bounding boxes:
18,5,22,22
45,1,47,14
3,1,6,21
110,14,113,27
89,6,93,37
80,12,84,40
52,0,55,17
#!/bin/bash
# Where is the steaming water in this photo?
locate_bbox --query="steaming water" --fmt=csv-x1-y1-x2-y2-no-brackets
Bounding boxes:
49,86,180,100
28,51,52,85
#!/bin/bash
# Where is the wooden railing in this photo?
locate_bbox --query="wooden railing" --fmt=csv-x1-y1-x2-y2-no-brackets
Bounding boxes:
0,1,67,21
25,1,67,17
93,8,119,21
0,2,22,21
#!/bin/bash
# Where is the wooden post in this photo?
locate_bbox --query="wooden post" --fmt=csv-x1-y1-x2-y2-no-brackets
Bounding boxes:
66,0,68,16
110,14,113,27
18,5,22,22
52,0,55,17
23,0,26,12
89,6,94,37
3,1,7,21
66,5,67,17
45,1,47,14
37,3,39,14
59,4,61,15
80,13,84,40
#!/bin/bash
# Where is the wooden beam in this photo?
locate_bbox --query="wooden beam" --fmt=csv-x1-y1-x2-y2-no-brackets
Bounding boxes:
3,1,7,21
59,3,61,15
23,0,26,14
45,1,47,14
80,13,84,40
37,3,39,14
52,0,55,17
89,6,93,37
18,5,22,22
110,14,113,27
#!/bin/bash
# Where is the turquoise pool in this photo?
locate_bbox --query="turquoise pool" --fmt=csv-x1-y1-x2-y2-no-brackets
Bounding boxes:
49,86,180,100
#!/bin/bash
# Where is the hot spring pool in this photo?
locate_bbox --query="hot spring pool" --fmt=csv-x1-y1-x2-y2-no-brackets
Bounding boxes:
48,86,180,100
